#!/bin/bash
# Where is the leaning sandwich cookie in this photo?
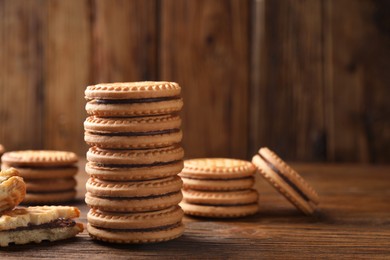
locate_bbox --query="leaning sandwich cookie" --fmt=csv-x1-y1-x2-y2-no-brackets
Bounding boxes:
0,206,84,247
252,147,319,215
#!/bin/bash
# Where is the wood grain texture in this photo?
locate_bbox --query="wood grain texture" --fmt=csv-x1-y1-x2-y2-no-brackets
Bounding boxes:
1,162,389,258
160,0,250,159
0,0,45,151
324,0,390,163
250,0,325,161
92,0,158,83
44,0,91,155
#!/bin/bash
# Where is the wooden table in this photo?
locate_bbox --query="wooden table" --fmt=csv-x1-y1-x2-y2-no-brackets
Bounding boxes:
2,163,390,259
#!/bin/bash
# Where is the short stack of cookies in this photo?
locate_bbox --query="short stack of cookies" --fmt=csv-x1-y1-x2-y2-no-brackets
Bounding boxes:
180,158,259,218
1,150,78,204
84,81,185,243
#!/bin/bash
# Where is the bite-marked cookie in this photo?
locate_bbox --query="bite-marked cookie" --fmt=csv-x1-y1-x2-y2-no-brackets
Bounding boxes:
180,158,256,179
182,189,258,205
252,147,319,215
180,201,259,218
1,150,78,167
87,206,183,230
86,176,182,198
85,191,182,212
0,206,83,247
23,190,76,204
85,82,183,117
0,168,26,213
25,178,76,192
181,176,254,191
87,222,184,244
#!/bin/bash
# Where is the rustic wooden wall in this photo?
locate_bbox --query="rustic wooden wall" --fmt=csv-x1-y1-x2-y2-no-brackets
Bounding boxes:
0,0,388,163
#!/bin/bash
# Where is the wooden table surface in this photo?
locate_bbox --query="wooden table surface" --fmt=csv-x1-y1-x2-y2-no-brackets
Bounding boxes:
2,163,390,259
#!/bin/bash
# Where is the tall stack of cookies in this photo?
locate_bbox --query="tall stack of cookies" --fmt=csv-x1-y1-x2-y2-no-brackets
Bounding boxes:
84,81,185,243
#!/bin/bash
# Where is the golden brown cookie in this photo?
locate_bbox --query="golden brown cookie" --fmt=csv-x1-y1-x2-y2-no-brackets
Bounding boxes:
180,201,259,218
85,82,183,117
84,115,182,149
0,168,26,213
0,206,83,247
25,178,77,192
181,176,255,191
252,147,320,215
182,189,258,205
1,150,78,167
86,146,184,181
180,158,256,179
85,191,182,212
0,144,4,157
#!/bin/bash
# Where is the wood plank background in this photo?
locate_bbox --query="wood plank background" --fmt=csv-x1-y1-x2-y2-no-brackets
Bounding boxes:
0,0,388,163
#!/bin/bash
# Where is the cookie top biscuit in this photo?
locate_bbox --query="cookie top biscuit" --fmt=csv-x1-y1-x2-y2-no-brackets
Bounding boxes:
252,147,319,215
180,158,256,179
2,150,78,167
85,81,181,100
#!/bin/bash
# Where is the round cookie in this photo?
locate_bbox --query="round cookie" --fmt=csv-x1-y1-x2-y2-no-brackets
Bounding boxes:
87,222,184,244
87,206,183,229
86,146,184,181
182,189,258,205
0,168,26,213
181,176,254,191
25,178,77,192
84,115,182,149
85,191,182,212
1,167,78,180
86,176,182,198
180,201,259,218
85,82,183,117
1,150,78,167
252,147,319,215
180,158,256,179
23,189,76,204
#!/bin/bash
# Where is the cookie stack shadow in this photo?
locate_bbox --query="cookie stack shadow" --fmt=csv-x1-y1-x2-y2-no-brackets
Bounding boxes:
83,81,185,243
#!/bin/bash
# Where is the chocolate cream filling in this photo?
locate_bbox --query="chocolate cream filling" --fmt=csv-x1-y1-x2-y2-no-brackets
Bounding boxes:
94,191,181,200
95,222,181,233
90,129,180,137
94,96,180,104
258,153,310,202
92,160,181,169
3,218,76,232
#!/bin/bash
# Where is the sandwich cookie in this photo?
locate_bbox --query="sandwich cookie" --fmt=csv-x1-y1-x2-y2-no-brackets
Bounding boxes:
86,145,184,181
0,168,26,213
252,147,320,215
85,176,183,212
84,115,182,149
0,206,83,247
1,150,78,204
180,158,259,218
87,206,184,243
85,82,183,117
